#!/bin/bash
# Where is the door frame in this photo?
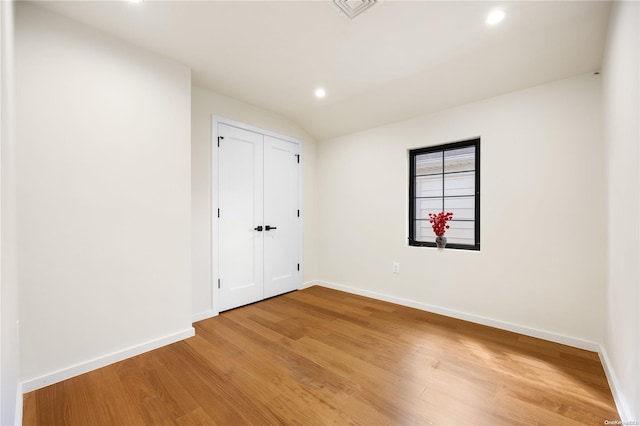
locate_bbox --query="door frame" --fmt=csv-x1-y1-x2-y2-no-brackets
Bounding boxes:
211,116,303,315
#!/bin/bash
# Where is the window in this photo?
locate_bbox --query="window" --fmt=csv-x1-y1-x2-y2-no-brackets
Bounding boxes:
409,138,480,250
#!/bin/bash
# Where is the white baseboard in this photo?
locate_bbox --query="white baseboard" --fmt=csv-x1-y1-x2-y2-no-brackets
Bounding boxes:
21,327,195,393
314,280,600,351
192,309,218,323
598,346,635,423
299,280,317,290
14,383,23,426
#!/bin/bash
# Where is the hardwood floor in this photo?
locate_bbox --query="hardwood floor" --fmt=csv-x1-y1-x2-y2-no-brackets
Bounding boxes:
23,286,619,425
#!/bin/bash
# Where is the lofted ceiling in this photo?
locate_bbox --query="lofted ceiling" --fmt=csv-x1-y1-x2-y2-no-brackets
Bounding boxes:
33,0,611,141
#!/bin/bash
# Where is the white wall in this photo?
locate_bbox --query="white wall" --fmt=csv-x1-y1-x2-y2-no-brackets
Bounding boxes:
15,3,193,387
1,0,20,423
603,1,640,422
317,73,605,345
191,86,317,320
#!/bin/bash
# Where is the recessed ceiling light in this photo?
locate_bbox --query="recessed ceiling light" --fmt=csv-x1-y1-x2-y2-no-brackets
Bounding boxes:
128,0,144,3
315,88,326,99
486,9,505,25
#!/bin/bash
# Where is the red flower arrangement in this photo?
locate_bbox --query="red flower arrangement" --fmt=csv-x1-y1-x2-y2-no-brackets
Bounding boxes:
428,211,453,237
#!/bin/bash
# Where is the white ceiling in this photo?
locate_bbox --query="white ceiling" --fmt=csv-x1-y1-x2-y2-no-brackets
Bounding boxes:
33,0,611,140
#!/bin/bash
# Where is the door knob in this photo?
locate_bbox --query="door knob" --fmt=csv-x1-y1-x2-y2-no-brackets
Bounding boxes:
254,226,263,231
265,225,277,231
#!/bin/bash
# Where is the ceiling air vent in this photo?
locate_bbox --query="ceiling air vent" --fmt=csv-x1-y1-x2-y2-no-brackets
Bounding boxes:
332,0,378,20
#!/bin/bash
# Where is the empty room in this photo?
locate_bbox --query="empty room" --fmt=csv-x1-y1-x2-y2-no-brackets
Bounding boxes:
0,0,639,424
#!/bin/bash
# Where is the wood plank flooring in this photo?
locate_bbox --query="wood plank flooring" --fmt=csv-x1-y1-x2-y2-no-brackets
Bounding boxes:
23,286,620,425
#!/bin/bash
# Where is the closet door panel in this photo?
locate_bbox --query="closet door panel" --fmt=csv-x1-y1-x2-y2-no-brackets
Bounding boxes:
263,135,300,298
218,124,264,311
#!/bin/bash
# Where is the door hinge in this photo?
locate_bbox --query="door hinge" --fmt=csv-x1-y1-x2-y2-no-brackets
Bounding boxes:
218,136,224,147
297,263,300,271
218,208,220,218
295,154,300,163
297,209,300,217
218,279,221,289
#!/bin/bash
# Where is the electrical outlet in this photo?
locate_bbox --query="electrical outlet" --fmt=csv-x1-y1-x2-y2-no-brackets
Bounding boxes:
393,262,400,274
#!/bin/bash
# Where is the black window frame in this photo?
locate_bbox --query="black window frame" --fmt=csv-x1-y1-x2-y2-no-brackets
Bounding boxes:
408,138,480,251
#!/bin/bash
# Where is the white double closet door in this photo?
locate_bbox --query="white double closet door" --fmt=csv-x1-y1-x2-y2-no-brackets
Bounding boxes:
217,122,301,312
